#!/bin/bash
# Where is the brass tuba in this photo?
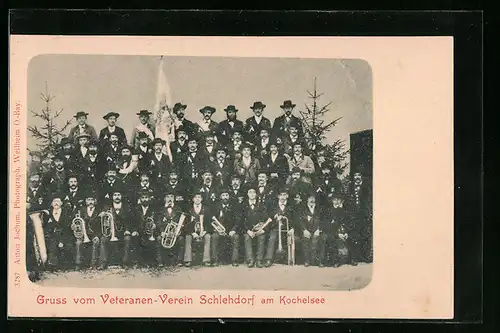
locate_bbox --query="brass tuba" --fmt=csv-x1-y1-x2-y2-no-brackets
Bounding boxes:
29,209,49,266
161,213,186,249
211,216,227,236
71,211,90,243
144,216,156,241
99,209,118,242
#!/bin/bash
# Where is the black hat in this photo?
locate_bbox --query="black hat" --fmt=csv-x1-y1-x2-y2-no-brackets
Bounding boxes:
215,146,227,153
120,144,134,152
268,137,280,147
224,105,238,113
88,139,99,148
28,164,42,177
230,174,242,181
53,152,66,162
137,131,151,140
199,106,216,114
60,137,72,146
187,133,200,142
240,142,254,151
192,188,204,196
278,186,290,195
250,101,266,109
173,102,187,113
257,168,268,175
291,166,302,174
103,112,120,120
288,119,301,129
175,125,188,134
50,191,65,201
280,100,296,108
139,188,154,198
136,109,152,116
218,188,230,196
151,138,166,146
105,168,117,175
84,189,98,199
74,111,89,118
331,192,346,200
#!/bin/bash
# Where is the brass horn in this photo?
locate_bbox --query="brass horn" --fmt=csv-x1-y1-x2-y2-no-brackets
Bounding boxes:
71,211,91,243
99,209,118,242
161,213,186,249
144,216,156,241
29,209,49,266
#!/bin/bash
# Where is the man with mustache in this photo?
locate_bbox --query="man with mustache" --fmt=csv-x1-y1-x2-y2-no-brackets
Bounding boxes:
198,169,218,209
98,112,127,147
210,146,232,188
287,167,313,209
99,168,123,206
226,130,245,162
74,190,101,269
179,135,207,192
115,144,139,190
243,101,272,145
255,170,275,207
229,174,245,205
58,137,77,174
164,168,187,210
201,132,219,163
196,106,218,143
26,166,46,281
313,161,343,210
260,138,289,191
233,143,261,186
272,100,304,140
68,111,98,143
74,133,91,162
282,120,309,158
134,189,157,267
45,153,69,194
99,132,122,177
299,193,323,267
254,128,272,161
130,109,155,149
27,168,47,211
216,105,244,147
169,126,189,161
63,175,85,213
79,140,101,186
44,192,73,271
135,131,152,174
171,102,196,140
157,191,186,267
146,138,172,189
287,142,315,184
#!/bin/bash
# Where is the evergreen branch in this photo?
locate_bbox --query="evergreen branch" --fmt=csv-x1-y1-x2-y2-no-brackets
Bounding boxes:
28,126,49,140
323,117,342,131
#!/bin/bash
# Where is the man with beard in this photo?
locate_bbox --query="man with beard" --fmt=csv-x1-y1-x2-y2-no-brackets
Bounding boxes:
169,126,189,161
261,139,289,190
242,187,271,268
287,142,315,184
281,120,309,158
255,170,275,207
314,161,343,210
68,111,98,143
99,132,122,177
348,168,371,264
44,192,74,271
196,106,218,143
201,132,219,163
98,112,127,147
210,188,241,266
287,167,313,208
74,190,101,269
134,189,157,267
216,105,244,146
210,146,232,188
147,138,172,189
164,168,187,211
99,168,123,206
27,170,48,211
44,153,69,194
157,192,187,267
179,136,207,192
171,102,196,140
130,110,155,149
243,101,272,145
233,143,261,186
319,193,353,267
254,128,272,161
272,100,304,140
98,188,137,269
198,169,218,209
226,130,245,162
115,144,139,191
264,188,296,267
58,137,77,173
229,174,245,205
299,193,322,267
63,175,85,213
79,140,101,186
183,190,213,267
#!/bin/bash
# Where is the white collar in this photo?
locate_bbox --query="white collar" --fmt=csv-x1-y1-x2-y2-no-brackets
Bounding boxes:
113,202,122,209
254,115,262,123
107,125,116,131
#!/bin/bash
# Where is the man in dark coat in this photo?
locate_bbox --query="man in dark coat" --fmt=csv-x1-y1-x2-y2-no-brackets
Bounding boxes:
68,111,98,143
195,106,218,143
169,126,189,162
74,189,101,269
271,100,304,139
210,146,232,188
130,109,155,149
98,112,127,147
243,101,272,145
216,105,244,146
171,102,197,140
146,138,172,189
260,139,289,190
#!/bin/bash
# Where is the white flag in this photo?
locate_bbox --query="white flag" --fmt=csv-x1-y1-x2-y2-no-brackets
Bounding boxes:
154,56,174,160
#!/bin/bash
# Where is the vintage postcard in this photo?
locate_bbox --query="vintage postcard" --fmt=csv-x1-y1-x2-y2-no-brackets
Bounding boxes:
8,35,453,319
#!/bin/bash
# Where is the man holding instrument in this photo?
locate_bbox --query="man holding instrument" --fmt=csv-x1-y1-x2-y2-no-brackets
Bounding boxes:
157,191,186,267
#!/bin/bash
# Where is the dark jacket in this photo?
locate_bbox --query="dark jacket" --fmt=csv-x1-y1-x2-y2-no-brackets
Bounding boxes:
216,119,244,146
243,116,272,145
98,126,127,147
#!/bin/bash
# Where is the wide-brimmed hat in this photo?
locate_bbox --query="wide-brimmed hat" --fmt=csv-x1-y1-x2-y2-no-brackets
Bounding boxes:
224,105,238,113
173,102,187,113
88,139,99,147
151,138,166,146
53,152,66,162
199,106,216,114
103,112,120,120
137,131,151,140
74,111,89,118
136,109,152,117
59,137,72,146
250,101,266,109
120,144,134,152
280,100,296,108
84,189,98,199
75,133,91,141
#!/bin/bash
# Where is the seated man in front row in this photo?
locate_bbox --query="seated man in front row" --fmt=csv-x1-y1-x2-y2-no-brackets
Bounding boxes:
183,190,212,267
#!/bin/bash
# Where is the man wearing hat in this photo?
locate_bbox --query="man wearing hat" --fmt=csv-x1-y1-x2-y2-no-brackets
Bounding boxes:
216,105,244,146
233,142,261,185
99,132,122,173
210,146,232,188
78,139,101,184
178,134,208,191
254,128,272,161
27,166,48,212
68,111,98,143
157,191,187,267
198,169,218,209
226,130,245,162
255,169,275,207
74,133,92,163
229,174,245,205
45,152,69,194
98,112,127,147
163,167,187,211
298,193,323,266
134,188,157,267
196,106,218,142
28,151,43,176
201,131,220,163
272,100,304,139
260,138,289,191
147,138,172,188
99,168,123,205
210,187,241,266
287,141,316,184
287,167,313,207
169,125,189,161
281,119,309,158
58,137,77,174
314,160,343,210
130,110,156,150
74,189,101,269
135,132,152,174
172,102,196,139
243,101,272,146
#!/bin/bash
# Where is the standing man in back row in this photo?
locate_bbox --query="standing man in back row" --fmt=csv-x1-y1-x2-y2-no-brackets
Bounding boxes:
243,101,272,146
68,111,98,144
272,100,304,140
98,112,127,147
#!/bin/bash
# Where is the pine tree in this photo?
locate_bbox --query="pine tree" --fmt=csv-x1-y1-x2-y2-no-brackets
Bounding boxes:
27,82,73,155
298,77,349,174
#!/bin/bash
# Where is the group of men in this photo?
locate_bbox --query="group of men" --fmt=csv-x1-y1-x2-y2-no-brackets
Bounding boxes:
26,99,371,277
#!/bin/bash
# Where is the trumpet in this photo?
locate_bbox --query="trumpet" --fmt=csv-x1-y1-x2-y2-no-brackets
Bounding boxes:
28,209,49,266
145,216,156,241
161,213,186,249
251,218,273,237
211,216,227,236
71,211,90,243
99,209,118,242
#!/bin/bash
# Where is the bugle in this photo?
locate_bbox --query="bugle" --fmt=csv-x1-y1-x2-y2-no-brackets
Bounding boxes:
71,211,91,243
251,217,272,237
161,213,186,249
145,216,156,241
29,209,49,266
211,216,227,236
99,209,118,242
